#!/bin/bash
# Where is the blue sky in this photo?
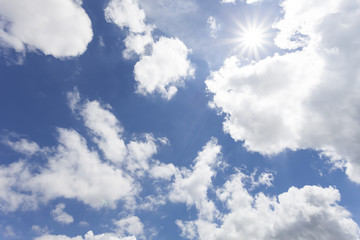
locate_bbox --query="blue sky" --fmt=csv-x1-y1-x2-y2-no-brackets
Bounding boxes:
1,0,360,239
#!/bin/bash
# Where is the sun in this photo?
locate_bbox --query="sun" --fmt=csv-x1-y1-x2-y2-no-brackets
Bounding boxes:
240,27,265,49
237,25,268,58
226,15,271,60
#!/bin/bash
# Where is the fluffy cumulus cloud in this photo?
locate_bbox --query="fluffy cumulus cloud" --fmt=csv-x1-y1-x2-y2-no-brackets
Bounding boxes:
206,0,360,183
0,0,93,58
105,0,147,33
1,119,360,239
169,138,221,221
134,37,195,100
168,140,360,239
0,89,168,211
176,170,360,240
51,203,74,224
105,0,194,99
105,0,154,58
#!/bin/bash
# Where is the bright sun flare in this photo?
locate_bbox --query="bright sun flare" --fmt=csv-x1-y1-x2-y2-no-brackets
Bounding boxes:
236,23,269,59
241,28,264,48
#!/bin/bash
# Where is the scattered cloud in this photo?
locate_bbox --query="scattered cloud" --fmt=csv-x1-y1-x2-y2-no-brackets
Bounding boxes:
177,171,360,240
105,0,194,100
206,0,360,183
105,0,147,34
79,221,89,227
149,161,177,180
2,137,40,157
0,160,37,212
246,0,261,3
0,0,93,58
248,169,275,189
105,0,154,59
31,225,49,236
169,138,221,221
221,0,236,4
134,37,194,100
35,231,136,240
207,16,220,39
114,216,144,237
220,0,261,4
3,225,18,238
123,28,153,58
51,203,74,224
0,89,169,211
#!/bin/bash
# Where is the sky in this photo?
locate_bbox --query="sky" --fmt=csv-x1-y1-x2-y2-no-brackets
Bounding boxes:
0,0,360,239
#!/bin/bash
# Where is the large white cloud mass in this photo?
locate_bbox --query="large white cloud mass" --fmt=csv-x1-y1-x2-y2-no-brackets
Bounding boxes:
163,138,359,239
206,0,360,183
174,150,360,240
105,0,194,100
0,0,93,58
2,120,359,239
177,172,360,240
0,90,167,211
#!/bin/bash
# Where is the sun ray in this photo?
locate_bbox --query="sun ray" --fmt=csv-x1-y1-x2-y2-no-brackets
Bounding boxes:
236,20,270,59
219,13,273,60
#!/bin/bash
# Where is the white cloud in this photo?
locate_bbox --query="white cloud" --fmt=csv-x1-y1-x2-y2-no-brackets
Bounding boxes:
134,37,195,100
114,216,144,237
178,171,360,240
149,161,177,180
248,169,275,189
273,0,340,50
0,0,93,58
169,138,221,221
79,221,89,227
126,134,158,175
51,203,74,224
206,0,360,183
0,161,37,212
2,137,40,156
0,90,170,211
68,90,161,175
105,0,195,100
123,28,154,59
31,225,49,235
26,127,137,209
105,0,147,34
207,16,220,39
246,0,261,3
220,0,236,3
3,225,17,238
105,0,153,59
75,99,128,165
35,231,136,240
220,0,261,4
